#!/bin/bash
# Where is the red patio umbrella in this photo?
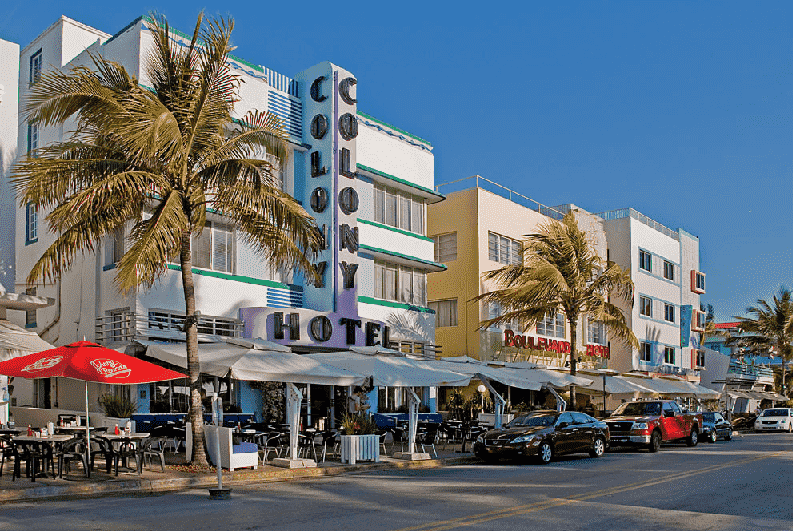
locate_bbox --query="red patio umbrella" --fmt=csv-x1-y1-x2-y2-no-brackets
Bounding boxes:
0,340,186,476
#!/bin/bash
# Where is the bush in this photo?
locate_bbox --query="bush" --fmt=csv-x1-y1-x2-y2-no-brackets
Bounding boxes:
99,393,137,418
340,412,378,435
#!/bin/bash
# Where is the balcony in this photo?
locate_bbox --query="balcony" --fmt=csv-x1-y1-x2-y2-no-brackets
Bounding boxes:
95,310,243,346
727,361,775,385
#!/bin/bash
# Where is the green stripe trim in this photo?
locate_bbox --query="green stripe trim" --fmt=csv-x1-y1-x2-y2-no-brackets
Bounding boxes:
356,164,445,201
358,296,435,314
166,264,302,291
358,244,447,271
357,218,434,242
357,111,432,146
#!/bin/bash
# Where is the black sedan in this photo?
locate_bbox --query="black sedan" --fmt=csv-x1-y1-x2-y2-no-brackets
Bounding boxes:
473,410,610,464
702,411,733,442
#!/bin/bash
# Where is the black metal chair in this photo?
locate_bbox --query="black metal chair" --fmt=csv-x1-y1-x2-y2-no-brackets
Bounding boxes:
115,439,141,475
0,435,17,478
137,437,167,473
57,437,89,478
89,436,117,474
15,440,54,481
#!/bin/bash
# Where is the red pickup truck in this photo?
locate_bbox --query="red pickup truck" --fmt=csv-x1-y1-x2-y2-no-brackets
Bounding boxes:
604,400,703,452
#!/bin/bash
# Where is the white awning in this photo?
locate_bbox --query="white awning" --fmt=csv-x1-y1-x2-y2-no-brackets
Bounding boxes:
306,351,471,388
0,320,55,362
505,367,594,388
435,358,542,390
621,376,720,398
577,374,656,395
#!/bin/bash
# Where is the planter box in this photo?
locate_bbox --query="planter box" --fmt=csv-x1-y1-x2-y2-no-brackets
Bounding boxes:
340,434,380,464
478,412,514,428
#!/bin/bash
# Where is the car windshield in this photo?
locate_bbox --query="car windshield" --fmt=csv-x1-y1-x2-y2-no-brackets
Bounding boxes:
762,409,789,417
613,402,661,416
702,412,714,421
508,414,556,428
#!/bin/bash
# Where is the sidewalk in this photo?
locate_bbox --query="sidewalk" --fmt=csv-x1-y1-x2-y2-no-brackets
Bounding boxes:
0,444,479,503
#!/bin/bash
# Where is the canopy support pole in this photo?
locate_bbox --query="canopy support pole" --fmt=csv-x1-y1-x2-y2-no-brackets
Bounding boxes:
85,380,91,478
476,375,506,428
407,387,419,455
272,383,316,469
545,385,566,412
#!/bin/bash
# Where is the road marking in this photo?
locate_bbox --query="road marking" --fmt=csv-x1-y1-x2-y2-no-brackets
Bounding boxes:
392,452,781,531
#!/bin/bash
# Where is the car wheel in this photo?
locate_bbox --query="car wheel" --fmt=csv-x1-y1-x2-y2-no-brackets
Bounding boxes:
589,437,605,458
648,430,662,453
537,441,552,464
687,429,698,447
708,431,717,443
475,449,494,463
788,423,792,433
725,430,733,441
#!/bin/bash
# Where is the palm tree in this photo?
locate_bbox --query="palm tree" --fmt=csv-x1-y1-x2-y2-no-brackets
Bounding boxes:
727,288,793,399
12,13,322,465
478,212,637,410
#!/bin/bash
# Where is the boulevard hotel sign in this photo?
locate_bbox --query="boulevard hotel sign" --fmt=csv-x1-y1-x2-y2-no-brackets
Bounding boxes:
503,329,609,359
241,63,390,350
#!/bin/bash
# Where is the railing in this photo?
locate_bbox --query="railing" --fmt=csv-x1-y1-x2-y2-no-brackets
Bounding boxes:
595,208,679,241
435,176,565,220
95,311,243,345
727,361,775,382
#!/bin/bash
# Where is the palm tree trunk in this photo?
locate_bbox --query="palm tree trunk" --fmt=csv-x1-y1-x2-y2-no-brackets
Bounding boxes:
569,318,577,411
180,231,207,466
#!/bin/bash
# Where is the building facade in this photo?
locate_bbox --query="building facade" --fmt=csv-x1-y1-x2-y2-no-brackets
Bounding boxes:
0,37,20,292
10,15,442,420
427,178,707,385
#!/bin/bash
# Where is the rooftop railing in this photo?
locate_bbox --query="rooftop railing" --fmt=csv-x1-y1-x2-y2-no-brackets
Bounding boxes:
435,175,565,220
595,208,679,240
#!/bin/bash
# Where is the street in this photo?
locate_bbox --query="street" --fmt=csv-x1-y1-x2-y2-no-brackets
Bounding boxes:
1,432,792,531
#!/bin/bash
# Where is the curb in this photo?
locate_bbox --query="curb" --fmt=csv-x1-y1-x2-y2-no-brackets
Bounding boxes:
0,455,480,503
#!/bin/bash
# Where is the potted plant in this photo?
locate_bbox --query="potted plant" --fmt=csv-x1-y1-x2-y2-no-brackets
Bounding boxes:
99,393,137,432
339,412,380,464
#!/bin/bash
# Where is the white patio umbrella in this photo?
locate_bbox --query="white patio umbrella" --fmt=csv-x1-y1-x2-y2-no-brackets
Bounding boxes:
0,320,54,424
306,351,471,456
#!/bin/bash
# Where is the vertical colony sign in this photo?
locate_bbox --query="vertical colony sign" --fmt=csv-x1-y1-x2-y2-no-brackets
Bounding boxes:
302,63,359,315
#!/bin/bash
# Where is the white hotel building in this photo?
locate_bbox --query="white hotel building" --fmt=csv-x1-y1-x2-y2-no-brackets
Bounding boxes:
9,15,444,419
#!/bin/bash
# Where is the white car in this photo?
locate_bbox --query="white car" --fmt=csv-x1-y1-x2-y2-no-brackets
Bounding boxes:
754,408,793,432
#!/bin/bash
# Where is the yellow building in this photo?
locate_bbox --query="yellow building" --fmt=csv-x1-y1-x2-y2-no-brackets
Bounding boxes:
427,179,610,371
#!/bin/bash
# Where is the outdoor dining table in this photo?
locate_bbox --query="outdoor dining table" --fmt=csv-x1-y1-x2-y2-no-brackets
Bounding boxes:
0,428,21,436
12,434,72,480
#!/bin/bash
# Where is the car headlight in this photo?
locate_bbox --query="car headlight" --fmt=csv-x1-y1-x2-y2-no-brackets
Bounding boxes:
632,422,648,430
476,434,484,443
511,434,540,444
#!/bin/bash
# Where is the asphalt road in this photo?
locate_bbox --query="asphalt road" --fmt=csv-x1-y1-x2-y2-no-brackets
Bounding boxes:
2,431,792,531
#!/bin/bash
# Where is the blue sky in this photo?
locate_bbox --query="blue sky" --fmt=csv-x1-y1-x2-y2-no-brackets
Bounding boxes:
2,1,790,322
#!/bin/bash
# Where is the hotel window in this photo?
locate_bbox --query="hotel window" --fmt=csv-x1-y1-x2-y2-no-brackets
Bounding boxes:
664,346,675,365
639,249,652,272
691,271,706,294
25,202,38,244
663,260,674,281
536,312,565,339
27,122,39,155
29,49,42,85
429,299,457,327
664,303,675,323
374,261,426,306
488,232,521,265
640,342,652,363
105,226,125,266
192,221,233,273
696,349,706,368
433,232,457,263
639,296,652,317
373,185,425,235
587,319,606,345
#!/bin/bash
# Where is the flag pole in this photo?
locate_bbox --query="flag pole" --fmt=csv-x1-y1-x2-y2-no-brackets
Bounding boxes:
85,380,91,478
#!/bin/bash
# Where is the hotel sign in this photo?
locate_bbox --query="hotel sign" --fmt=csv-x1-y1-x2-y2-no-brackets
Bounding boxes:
503,329,609,358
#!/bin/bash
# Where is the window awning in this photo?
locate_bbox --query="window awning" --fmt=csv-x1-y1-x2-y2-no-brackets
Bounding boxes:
435,358,542,390
359,244,446,272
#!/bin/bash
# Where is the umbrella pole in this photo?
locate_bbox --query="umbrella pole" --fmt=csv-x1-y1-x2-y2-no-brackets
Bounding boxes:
85,381,91,478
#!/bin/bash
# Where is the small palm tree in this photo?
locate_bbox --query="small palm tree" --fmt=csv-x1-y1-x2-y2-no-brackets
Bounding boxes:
13,13,322,465
727,288,793,398
478,212,637,409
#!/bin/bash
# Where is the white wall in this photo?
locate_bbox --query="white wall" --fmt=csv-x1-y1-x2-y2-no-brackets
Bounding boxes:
0,38,20,292
357,120,434,190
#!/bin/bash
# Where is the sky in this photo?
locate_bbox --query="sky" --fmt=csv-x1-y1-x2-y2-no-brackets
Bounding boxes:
1,0,790,322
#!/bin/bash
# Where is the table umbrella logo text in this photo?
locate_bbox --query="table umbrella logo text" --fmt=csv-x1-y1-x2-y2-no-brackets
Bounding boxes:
90,359,131,379
22,356,63,373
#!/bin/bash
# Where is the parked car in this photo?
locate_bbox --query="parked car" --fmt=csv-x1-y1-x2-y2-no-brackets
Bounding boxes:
753,408,793,432
473,410,610,464
604,400,702,452
701,412,733,442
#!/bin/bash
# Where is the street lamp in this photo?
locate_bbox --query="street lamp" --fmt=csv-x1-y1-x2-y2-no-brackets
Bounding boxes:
477,384,486,409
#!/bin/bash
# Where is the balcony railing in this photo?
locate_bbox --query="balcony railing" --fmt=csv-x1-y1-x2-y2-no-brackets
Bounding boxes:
95,311,243,345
